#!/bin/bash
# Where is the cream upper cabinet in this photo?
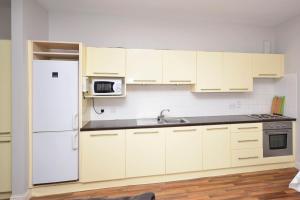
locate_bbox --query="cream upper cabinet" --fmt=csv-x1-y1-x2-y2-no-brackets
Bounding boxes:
193,52,224,92
163,50,196,84
252,54,284,78
0,135,11,193
80,130,126,182
126,128,165,178
202,125,231,170
224,53,253,92
85,47,126,77
166,126,203,174
0,40,11,133
126,49,163,84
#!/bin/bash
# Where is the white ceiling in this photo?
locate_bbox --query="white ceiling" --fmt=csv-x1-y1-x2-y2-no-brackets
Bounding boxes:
37,0,300,27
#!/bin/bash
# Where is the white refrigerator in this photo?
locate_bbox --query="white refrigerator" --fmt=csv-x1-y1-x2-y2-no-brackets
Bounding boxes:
32,60,79,184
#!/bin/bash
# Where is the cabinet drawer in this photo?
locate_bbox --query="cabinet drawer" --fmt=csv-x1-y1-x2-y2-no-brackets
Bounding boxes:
231,148,263,167
231,132,262,149
231,123,262,132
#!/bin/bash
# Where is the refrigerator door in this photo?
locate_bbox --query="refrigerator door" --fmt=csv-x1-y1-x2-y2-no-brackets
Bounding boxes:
33,60,78,132
32,131,78,184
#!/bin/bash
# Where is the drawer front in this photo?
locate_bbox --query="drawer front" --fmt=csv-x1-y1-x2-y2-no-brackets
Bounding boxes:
231,123,262,132
231,132,262,149
232,148,263,167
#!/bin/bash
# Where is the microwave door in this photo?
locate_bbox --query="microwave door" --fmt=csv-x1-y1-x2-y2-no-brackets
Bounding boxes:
94,81,115,94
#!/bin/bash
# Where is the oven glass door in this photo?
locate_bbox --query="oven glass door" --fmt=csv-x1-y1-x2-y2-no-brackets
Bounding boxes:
94,81,115,93
269,134,287,150
263,129,292,157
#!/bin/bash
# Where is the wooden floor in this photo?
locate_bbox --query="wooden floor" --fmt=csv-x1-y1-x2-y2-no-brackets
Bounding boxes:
31,168,300,200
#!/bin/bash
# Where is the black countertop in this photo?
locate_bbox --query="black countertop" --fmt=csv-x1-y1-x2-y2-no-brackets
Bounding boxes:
80,115,296,131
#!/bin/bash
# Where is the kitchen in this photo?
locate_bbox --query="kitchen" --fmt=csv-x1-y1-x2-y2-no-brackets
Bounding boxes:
2,0,300,200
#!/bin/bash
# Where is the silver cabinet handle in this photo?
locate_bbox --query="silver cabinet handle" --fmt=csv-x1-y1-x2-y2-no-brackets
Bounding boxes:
259,73,277,76
90,133,119,137
238,156,259,160
230,88,248,90
206,127,229,131
201,88,222,91
133,80,157,82
238,139,259,143
238,127,259,130
134,131,159,134
0,141,10,143
173,129,197,133
93,72,119,75
169,80,192,83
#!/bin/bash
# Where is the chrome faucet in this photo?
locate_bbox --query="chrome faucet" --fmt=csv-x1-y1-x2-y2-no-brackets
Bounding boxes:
157,109,170,122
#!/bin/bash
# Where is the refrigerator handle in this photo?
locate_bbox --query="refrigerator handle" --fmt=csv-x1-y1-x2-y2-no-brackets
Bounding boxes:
72,113,78,130
72,132,78,150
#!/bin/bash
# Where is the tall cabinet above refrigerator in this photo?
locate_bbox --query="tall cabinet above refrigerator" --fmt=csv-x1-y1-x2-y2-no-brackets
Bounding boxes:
32,60,79,185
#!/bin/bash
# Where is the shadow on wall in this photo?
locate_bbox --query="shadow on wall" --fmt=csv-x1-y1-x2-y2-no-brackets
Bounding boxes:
0,0,11,39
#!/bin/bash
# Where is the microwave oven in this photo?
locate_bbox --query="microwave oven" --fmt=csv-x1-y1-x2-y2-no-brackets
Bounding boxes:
91,78,123,96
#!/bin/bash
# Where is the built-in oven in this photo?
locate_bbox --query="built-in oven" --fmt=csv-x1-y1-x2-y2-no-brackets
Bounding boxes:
263,121,293,157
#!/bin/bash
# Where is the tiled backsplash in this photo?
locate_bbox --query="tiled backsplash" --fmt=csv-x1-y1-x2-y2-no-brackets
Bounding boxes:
90,75,297,120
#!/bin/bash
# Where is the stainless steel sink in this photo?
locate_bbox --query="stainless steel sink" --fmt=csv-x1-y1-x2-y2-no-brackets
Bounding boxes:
162,118,189,124
136,117,189,126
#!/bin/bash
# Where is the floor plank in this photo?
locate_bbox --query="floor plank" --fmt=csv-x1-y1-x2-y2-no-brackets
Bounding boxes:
31,168,300,200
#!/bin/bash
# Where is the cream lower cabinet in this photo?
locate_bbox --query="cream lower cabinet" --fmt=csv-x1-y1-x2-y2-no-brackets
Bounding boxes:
202,125,231,170
162,50,196,84
0,135,11,193
80,130,126,182
223,53,253,92
126,128,165,178
85,47,126,77
0,40,11,133
126,49,163,84
166,126,203,174
252,54,284,78
193,52,224,92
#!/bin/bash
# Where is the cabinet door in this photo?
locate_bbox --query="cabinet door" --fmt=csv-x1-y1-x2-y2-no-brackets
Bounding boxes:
126,128,165,178
0,135,11,192
126,49,163,84
203,125,231,170
86,47,125,77
163,50,196,84
193,52,224,92
252,54,284,78
80,130,125,182
224,53,253,92
0,40,11,133
166,127,203,174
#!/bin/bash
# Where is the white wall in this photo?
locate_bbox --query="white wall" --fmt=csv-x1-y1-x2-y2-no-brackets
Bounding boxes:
49,12,275,53
0,0,11,39
275,15,300,166
11,0,48,197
